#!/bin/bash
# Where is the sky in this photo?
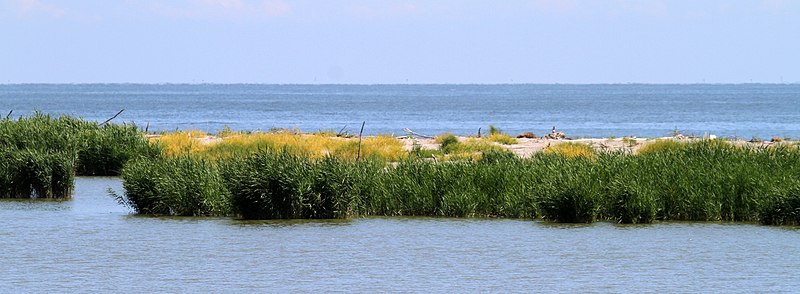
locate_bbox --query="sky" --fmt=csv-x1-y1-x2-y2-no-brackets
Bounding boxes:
1,0,799,84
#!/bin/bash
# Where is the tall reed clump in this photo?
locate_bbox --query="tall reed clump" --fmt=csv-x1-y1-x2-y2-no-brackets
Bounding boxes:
0,113,158,177
118,156,230,216
77,124,162,176
530,153,602,223
759,180,800,225
606,139,800,223
220,148,365,219
358,150,540,218
0,113,159,198
605,155,659,224
0,112,93,153
0,148,75,198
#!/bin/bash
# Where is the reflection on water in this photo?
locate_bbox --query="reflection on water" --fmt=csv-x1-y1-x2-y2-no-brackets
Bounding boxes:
1,177,799,292
0,199,71,211
231,218,354,228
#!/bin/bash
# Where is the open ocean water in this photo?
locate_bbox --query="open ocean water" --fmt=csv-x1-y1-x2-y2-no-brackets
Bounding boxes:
1,83,799,138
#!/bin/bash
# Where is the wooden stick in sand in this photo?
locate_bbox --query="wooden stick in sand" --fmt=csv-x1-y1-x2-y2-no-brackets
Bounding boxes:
357,121,365,161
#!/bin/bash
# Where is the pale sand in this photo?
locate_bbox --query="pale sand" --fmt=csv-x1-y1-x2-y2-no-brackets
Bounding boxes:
397,136,791,157
398,136,650,157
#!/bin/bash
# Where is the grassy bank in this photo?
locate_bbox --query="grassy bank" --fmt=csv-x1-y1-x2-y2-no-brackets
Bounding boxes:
152,127,519,162
0,113,159,198
4,114,797,224
119,140,800,225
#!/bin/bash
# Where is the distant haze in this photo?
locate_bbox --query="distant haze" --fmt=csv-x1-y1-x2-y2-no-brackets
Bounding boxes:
2,0,799,84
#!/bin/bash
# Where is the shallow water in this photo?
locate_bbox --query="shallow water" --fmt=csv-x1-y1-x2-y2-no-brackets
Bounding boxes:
1,84,799,138
1,178,798,292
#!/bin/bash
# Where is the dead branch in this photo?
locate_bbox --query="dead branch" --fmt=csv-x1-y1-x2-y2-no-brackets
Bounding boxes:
100,109,125,126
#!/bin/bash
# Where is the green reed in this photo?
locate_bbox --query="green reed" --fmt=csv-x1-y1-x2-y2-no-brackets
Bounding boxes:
119,156,230,216
117,139,800,225
0,113,160,198
0,148,74,198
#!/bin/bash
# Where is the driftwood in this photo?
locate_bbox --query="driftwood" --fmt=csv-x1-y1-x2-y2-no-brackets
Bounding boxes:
403,128,435,139
100,109,125,126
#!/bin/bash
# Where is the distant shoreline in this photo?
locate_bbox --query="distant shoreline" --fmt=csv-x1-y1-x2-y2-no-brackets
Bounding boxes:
3,82,800,86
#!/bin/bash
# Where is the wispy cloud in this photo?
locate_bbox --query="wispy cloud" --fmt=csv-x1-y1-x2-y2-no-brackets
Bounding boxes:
144,0,291,20
262,0,291,17
200,0,246,11
530,0,578,12
12,0,66,18
348,1,419,18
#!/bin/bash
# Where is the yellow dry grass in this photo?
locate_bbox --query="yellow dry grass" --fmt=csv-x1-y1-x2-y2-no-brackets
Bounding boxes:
637,139,685,155
153,130,209,156
487,133,518,145
543,142,597,160
154,131,406,161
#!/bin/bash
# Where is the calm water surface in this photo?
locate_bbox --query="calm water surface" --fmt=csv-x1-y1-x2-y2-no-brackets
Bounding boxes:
1,84,799,138
1,178,798,292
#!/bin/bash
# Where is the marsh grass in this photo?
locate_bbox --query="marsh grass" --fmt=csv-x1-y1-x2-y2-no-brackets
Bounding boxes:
220,149,369,219
119,156,230,216
637,139,685,154
119,137,800,225
0,113,159,198
155,131,407,162
77,124,161,175
543,142,597,160
485,125,518,145
0,148,75,198
488,133,519,145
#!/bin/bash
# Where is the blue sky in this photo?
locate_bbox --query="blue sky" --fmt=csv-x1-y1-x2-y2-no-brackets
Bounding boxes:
1,0,799,84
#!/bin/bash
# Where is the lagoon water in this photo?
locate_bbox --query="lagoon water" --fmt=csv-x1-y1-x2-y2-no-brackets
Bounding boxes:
1,83,799,138
2,178,799,292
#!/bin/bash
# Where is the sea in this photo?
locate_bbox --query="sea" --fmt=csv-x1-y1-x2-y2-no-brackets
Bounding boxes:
1,83,798,138
3,84,800,291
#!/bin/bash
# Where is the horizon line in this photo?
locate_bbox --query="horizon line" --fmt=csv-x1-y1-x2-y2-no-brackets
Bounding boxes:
1,82,799,86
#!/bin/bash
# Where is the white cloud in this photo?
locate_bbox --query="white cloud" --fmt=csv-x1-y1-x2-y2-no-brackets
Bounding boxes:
347,1,420,18
143,0,291,20
13,0,66,17
262,0,290,17
200,0,246,11
530,0,578,12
